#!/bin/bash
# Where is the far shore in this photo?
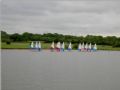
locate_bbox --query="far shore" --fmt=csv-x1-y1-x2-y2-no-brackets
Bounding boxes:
1,48,120,52
1,42,120,51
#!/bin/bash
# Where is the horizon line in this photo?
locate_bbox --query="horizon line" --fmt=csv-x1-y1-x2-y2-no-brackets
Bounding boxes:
1,30,120,37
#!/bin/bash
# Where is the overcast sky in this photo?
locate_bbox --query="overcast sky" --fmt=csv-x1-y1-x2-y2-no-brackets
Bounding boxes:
1,0,120,36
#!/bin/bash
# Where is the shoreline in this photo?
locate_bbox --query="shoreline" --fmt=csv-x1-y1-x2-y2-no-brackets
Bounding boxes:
1,48,120,51
1,42,120,51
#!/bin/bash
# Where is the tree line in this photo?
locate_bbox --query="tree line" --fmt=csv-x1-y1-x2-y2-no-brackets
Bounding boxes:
1,31,120,47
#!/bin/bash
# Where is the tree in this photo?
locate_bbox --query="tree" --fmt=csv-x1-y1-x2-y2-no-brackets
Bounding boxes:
10,33,23,42
1,31,11,42
22,32,33,41
1,31,120,47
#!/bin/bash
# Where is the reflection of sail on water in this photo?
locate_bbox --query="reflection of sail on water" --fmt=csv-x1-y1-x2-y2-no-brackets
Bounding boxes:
51,42,55,48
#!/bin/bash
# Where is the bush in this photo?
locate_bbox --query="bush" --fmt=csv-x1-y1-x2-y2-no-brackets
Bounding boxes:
6,41,11,45
73,44,78,49
112,41,120,47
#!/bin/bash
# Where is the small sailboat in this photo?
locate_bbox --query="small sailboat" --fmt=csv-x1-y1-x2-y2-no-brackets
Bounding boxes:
78,43,82,51
35,41,38,49
61,42,65,51
68,42,72,51
88,43,92,51
30,41,34,49
81,42,85,51
38,41,41,51
51,42,55,51
56,42,61,52
85,43,88,51
93,43,97,51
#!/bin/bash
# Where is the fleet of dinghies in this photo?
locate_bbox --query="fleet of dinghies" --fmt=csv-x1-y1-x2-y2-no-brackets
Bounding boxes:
30,41,97,52
30,41,41,51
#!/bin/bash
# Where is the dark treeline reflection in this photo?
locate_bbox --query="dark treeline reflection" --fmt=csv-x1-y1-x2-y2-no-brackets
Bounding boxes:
1,31,120,47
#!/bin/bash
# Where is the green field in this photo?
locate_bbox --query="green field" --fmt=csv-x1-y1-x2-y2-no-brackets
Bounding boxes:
1,42,120,51
1,42,51,49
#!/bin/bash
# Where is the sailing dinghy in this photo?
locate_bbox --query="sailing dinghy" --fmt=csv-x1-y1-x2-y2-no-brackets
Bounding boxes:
68,42,72,51
61,42,65,51
78,43,82,51
51,42,55,52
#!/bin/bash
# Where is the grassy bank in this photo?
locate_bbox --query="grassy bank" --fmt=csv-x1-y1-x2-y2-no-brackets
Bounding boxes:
1,42,120,51
1,42,51,49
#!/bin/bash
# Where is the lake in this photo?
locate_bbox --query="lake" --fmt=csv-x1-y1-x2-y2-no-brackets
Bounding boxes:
1,50,120,90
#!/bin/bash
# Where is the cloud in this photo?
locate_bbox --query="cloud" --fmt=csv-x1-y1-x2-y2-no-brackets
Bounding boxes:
1,0,120,36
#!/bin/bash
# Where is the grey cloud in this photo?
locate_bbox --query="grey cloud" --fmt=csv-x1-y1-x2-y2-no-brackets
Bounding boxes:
1,0,120,36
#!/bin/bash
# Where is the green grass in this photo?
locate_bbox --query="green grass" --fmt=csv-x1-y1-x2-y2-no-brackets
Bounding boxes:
98,45,120,51
1,42,51,49
1,42,120,51
1,42,29,49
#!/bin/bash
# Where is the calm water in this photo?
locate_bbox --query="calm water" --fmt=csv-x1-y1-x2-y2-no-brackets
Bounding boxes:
1,50,120,90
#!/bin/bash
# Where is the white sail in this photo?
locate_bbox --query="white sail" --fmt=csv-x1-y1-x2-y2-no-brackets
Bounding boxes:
35,41,38,48
31,41,34,48
81,42,84,49
68,42,72,49
51,42,55,48
56,42,61,48
85,43,88,49
94,43,97,50
78,43,82,50
62,42,65,49
38,41,41,48
88,43,92,50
